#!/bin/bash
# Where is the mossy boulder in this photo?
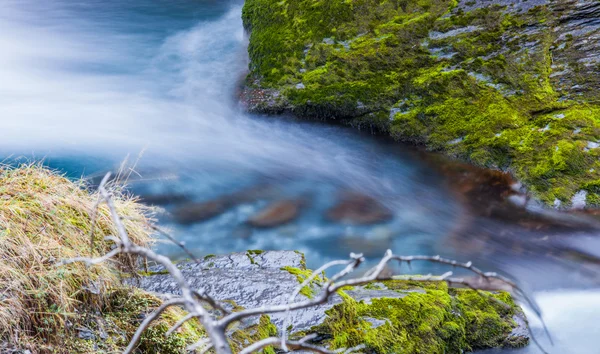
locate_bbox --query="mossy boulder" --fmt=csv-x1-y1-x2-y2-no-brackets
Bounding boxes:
241,0,600,207
304,281,528,353
136,251,529,353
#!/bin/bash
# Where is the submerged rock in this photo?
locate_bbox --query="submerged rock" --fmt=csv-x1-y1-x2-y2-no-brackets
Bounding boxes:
172,199,230,224
247,199,302,228
241,0,600,207
133,250,529,353
326,192,393,225
170,184,279,224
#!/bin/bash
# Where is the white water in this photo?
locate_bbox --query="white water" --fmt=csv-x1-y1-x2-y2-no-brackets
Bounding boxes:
0,0,428,193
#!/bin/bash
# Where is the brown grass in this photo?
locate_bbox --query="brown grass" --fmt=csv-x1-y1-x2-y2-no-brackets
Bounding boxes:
0,164,154,351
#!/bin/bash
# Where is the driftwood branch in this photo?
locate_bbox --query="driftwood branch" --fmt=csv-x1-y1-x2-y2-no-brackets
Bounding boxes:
60,172,550,354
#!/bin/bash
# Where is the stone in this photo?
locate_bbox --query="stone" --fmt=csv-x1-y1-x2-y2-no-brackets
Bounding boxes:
77,328,95,341
326,192,393,225
247,200,302,228
170,184,280,225
131,250,530,353
172,199,230,224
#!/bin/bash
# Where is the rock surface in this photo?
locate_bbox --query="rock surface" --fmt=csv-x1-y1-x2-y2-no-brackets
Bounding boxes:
241,0,600,207
132,250,529,352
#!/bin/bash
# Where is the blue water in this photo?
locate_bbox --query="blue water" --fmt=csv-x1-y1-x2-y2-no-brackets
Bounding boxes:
0,0,459,265
1,0,599,352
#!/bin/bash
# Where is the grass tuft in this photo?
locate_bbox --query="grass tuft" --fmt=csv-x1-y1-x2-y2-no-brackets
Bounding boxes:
0,164,157,351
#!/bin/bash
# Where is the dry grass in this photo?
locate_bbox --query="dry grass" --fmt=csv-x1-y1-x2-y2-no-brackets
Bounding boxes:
0,164,154,350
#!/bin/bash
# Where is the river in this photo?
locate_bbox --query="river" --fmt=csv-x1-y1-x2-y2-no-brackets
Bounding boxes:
0,0,599,352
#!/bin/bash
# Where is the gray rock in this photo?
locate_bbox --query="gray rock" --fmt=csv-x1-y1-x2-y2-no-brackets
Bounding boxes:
134,251,410,332
571,190,588,209
131,250,530,350
78,328,96,341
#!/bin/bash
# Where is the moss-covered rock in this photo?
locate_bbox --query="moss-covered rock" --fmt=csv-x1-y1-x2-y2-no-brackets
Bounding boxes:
136,250,529,353
304,281,527,353
241,0,600,207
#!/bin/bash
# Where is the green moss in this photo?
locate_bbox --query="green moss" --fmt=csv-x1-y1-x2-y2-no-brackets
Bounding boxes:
381,279,449,291
280,266,324,298
310,284,525,353
246,250,265,264
451,289,525,348
293,250,308,269
107,288,205,353
243,0,600,206
61,287,205,354
222,299,246,313
230,315,278,354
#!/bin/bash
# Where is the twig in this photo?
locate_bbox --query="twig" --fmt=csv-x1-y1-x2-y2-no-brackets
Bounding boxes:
240,336,365,354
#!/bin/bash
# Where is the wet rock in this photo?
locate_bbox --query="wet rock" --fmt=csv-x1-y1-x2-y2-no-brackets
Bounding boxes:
132,250,529,352
172,199,230,224
247,199,302,228
227,183,279,204
326,192,393,225
169,184,280,225
77,328,95,341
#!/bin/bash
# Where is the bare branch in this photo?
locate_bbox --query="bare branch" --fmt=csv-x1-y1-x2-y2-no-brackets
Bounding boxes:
281,259,352,351
188,338,211,352
58,248,122,267
239,336,365,354
166,313,196,336
147,222,202,265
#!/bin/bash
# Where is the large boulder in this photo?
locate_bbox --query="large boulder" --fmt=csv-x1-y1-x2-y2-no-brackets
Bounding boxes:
133,250,529,353
240,0,600,208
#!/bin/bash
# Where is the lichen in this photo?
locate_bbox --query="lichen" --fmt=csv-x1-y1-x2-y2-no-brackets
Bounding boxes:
293,250,308,269
280,266,324,299
242,0,600,206
309,281,526,353
246,249,265,265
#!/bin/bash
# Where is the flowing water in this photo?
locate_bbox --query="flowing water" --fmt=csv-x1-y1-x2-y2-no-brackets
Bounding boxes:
1,0,599,352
